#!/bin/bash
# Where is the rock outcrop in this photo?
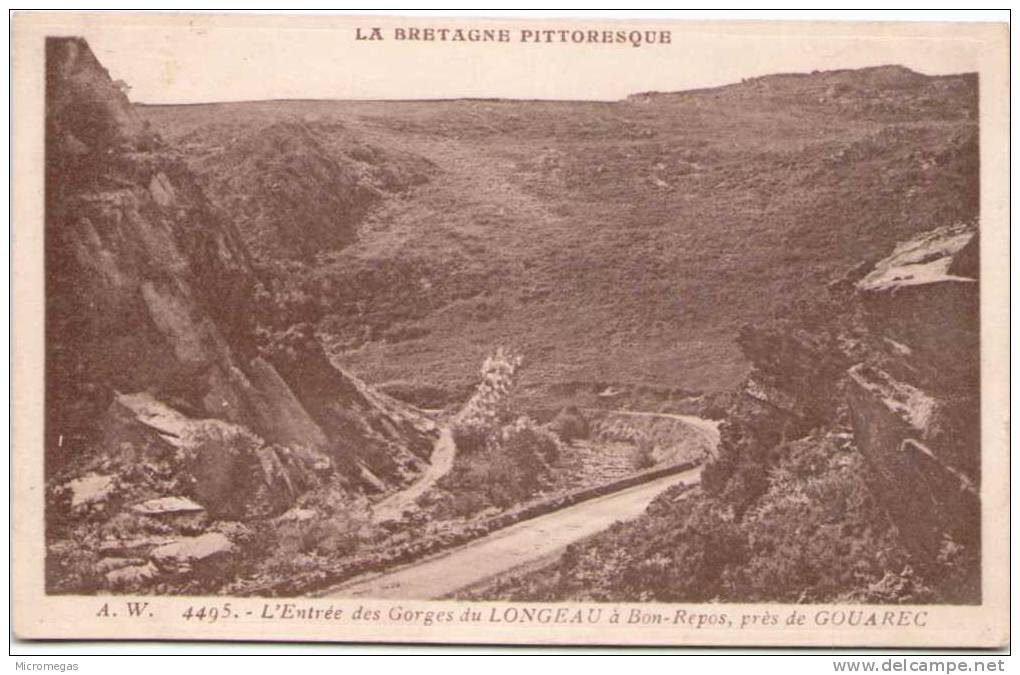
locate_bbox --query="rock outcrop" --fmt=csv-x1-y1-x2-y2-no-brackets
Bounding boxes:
44,38,437,593
846,224,979,586
727,222,980,599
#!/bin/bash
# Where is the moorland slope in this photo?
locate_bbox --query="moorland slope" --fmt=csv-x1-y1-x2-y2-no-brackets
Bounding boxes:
141,66,978,412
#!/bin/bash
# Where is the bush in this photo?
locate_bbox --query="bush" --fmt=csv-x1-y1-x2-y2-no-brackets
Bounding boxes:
451,347,522,454
499,416,561,469
724,447,913,603
630,434,656,471
274,515,362,557
436,350,564,517
439,415,560,515
264,491,370,574
549,406,590,443
450,423,490,457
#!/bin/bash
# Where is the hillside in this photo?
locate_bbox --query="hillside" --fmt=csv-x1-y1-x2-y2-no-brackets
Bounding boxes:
458,222,981,604
44,38,437,593
43,40,982,600
141,65,978,414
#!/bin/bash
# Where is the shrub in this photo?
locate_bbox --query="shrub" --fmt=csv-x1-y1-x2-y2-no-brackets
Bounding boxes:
549,406,590,443
630,434,656,470
274,516,362,557
438,350,564,517
450,423,490,457
499,416,561,469
46,535,103,594
439,415,560,515
267,492,370,566
451,347,523,454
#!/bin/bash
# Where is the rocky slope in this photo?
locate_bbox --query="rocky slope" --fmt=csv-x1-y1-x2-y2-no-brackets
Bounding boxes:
846,224,979,570
44,38,437,593
463,222,981,604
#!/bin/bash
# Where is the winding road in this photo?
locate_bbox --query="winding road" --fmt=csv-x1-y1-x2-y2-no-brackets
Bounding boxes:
594,409,722,446
325,463,701,599
328,411,719,599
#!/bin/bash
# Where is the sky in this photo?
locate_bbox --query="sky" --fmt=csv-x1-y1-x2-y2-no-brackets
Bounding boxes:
45,13,983,104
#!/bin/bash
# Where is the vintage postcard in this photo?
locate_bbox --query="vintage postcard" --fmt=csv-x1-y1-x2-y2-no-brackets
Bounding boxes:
11,12,1009,647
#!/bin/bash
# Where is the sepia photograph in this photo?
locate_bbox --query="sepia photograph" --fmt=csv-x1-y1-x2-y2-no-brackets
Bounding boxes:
11,11,1009,649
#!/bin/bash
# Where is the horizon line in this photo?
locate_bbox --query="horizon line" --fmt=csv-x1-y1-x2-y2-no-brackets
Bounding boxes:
127,63,976,108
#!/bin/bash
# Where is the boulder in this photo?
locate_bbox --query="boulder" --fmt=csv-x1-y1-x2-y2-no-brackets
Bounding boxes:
130,496,205,516
273,508,317,524
105,562,160,590
856,223,979,391
65,474,116,513
95,557,144,575
150,533,234,569
109,392,327,519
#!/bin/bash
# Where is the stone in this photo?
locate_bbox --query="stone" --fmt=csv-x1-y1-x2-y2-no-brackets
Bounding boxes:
855,224,979,391
947,232,979,278
150,533,233,565
130,496,205,516
105,562,160,589
95,557,144,574
66,474,116,511
148,172,176,207
857,224,976,293
848,365,935,433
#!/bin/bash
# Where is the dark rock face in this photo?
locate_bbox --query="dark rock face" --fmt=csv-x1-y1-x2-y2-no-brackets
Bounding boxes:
697,222,980,602
846,224,980,597
44,38,438,593
47,37,276,459
701,306,856,508
45,37,435,488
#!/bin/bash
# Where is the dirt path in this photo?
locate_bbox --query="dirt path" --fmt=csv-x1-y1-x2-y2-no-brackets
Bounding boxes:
322,463,701,600
371,427,455,523
599,409,722,446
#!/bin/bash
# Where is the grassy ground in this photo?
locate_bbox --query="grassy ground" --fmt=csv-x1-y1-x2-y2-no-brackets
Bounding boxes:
141,67,977,411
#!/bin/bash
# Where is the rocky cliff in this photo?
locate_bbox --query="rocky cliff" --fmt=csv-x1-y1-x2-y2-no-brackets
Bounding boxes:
846,224,979,579
44,38,436,592
706,221,980,600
